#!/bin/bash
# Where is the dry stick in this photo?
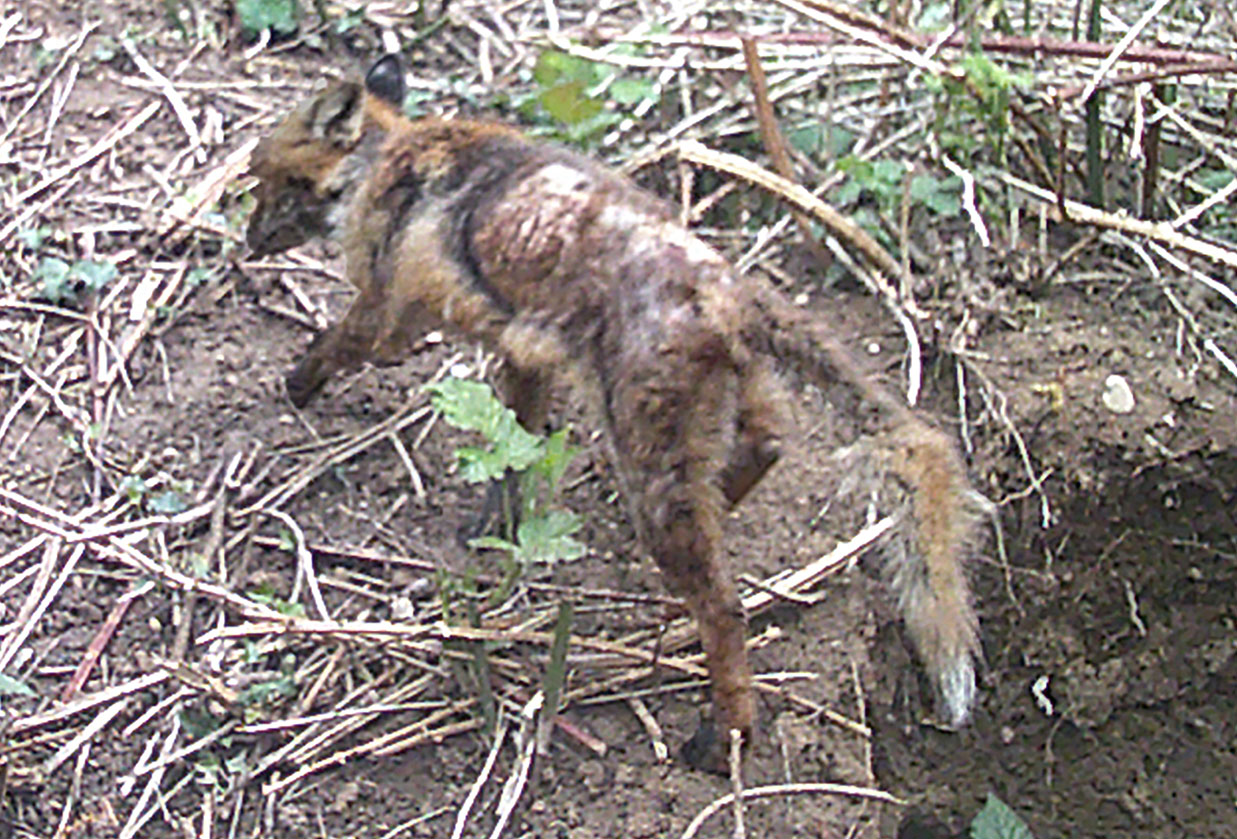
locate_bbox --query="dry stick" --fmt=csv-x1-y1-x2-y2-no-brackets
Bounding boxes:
172,485,229,662
728,729,747,839
100,264,192,391
261,508,330,621
1056,58,1237,99
769,0,946,76
451,715,509,839
42,697,131,776
1076,0,1178,105
679,783,904,839
675,140,906,304
0,20,97,145
119,38,204,162
0,540,83,674
488,698,539,839
250,672,429,780
739,36,837,276
7,97,161,211
238,403,434,515
59,582,152,703
157,137,258,243
264,710,484,795
997,170,1237,273
119,715,181,839
0,488,286,622
12,671,170,736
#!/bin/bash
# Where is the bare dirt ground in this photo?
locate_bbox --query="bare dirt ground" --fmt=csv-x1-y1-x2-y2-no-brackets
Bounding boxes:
2,3,1236,839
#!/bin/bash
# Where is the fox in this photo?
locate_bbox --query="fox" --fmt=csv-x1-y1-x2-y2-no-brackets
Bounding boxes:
244,54,981,763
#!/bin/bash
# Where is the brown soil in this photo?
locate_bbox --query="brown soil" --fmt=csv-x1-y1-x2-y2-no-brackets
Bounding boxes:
2,5,1235,839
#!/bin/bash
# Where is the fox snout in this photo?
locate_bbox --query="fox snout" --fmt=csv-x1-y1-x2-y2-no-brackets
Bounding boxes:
245,180,328,258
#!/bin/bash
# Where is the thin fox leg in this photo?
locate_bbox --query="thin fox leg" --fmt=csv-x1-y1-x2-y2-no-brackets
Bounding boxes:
721,361,789,508
287,292,431,408
287,292,386,408
608,351,754,762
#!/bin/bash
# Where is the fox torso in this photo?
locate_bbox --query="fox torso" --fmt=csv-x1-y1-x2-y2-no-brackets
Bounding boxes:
250,92,754,398
245,55,981,762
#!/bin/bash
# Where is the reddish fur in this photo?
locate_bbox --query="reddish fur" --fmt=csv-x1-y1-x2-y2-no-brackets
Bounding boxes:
245,58,983,760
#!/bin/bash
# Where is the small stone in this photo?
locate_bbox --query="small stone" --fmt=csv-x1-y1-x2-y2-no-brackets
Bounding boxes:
1101,374,1135,414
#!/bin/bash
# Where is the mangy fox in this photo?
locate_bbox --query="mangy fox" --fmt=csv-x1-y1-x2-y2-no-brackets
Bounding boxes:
245,55,981,761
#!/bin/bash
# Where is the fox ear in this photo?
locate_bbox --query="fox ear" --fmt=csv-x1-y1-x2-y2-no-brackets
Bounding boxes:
307,82,365,148
363,54,408,108
365,54,405,107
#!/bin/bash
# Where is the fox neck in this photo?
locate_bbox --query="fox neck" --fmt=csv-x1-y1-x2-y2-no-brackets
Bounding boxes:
322,127,392,242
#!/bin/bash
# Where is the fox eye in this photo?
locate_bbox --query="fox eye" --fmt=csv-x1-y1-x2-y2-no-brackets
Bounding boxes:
286,176,315,193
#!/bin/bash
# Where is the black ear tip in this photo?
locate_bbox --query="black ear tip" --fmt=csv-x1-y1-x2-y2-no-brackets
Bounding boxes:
365,54,406,106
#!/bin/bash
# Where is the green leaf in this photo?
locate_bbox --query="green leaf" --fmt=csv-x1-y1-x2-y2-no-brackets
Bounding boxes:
428,378,544,478
515,509,585,564
0,673,35,696
787,125,826,156
910,174,962,216
533,50,596,88
1197,167,1235,192
235,0,300,35
148,490,187,514
833,180,863,206
120,475,148,503
534,427,577,491
609,77,655,106
872,159,906,186
335,7,365,33
35,256,74,303
970,794,1036,839
427,378,505,433
457,445,513,484
72,259,117,292
540,81,603,126
237,675,297,706
17,225,51,250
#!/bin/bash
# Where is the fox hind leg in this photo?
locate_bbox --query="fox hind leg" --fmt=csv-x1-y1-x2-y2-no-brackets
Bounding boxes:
607,351,755,766
720,360,789,508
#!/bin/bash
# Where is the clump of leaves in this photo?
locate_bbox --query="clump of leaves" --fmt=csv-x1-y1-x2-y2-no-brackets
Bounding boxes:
426,377,585,568
119,474,191,514
927,50,1032,162
34,257,117,305
236,0,300,38
513,48,657,147
833,157,961,246
970,793,1036,839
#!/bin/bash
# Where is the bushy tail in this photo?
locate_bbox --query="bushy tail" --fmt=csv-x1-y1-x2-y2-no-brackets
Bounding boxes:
883,423,980,727
750,284,980,726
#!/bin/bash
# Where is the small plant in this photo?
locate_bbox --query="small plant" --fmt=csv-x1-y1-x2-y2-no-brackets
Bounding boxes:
248,581,307,618
34,257,117,305
927,51,1031,163
513,48,657,147
426,377,585,570
833,156,961,246
970,793,1036,839
235,0,300,38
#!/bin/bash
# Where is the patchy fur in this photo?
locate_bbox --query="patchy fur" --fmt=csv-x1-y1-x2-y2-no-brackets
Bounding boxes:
245,54,983,762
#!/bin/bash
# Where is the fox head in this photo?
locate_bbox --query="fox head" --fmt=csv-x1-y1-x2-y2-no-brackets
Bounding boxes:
245,55,406,257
